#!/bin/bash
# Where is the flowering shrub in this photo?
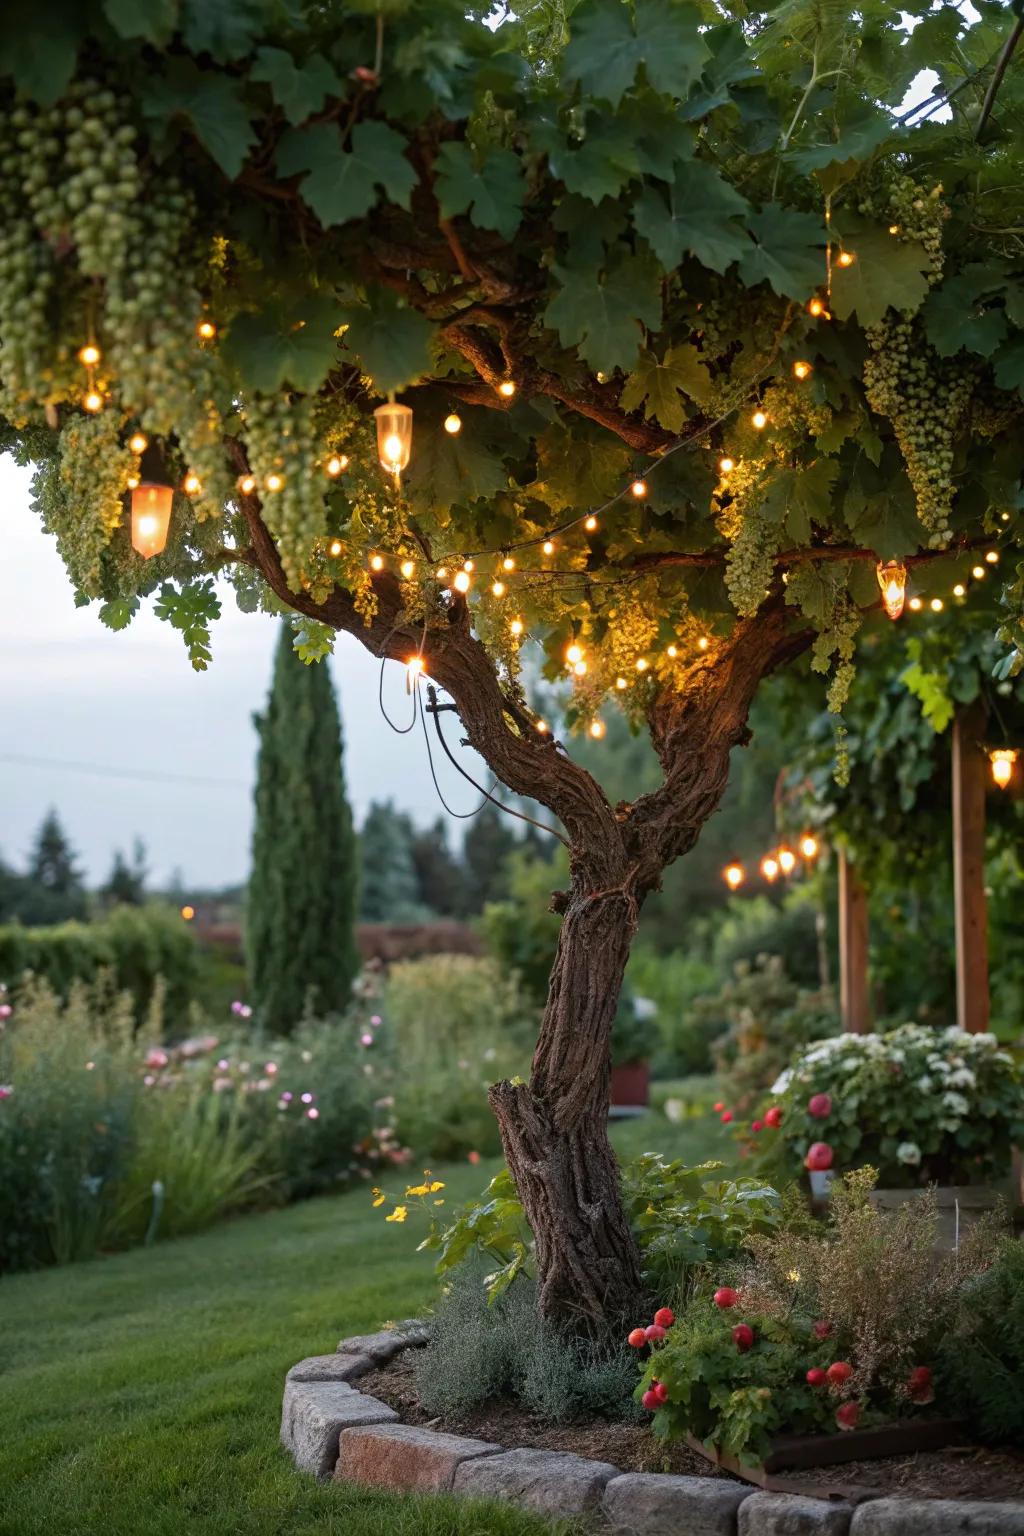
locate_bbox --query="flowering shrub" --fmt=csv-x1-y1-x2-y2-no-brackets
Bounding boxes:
760,1024,1024,1186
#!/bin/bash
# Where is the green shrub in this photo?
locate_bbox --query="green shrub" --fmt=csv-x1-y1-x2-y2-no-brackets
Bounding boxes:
0,903,198,1023
697,954,838,1108
713,890,828,990
379,955,535,1160
626,946,721,1076
937,1239,1024,1444
480,847,567,1003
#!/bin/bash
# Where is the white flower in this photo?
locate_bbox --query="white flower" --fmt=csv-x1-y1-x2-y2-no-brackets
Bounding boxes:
888,1049,906,1065
946,1068,976,1090
916,1076,933,1094
771,1069,794,1096
942,1090,969,1117
897,1141,922,1165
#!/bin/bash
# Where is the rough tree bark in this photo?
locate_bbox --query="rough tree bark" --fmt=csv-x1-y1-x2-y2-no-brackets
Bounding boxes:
237,489,811,1329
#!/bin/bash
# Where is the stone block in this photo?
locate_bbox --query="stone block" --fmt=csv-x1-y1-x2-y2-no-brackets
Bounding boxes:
739,1491,854,1535
336,1329,419,1364
337,1423,500,1492
280,1381,398,1479
603,1471,750,1534
851,1500,1024,1536
286,1353,373,1384
454,1447,619,1518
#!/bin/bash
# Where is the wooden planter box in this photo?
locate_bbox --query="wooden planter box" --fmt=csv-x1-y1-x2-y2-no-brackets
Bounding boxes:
869,1185,1002,1249
610,1061,650,1111
687,1416,970,1500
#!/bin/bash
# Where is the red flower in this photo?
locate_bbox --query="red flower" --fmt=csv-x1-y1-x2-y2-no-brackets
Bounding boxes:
720,1110,734,1124
763,1106,783,1128
627,1328,647,1348
804,1142,834,1171
733,1324,755,1352
713,1101,725,1112
653,1307,675,1329
644,1323,666,1343
812,1320,833,1340
653,1380,669,1404
908,1366,934,1404
641,1389,660,1411
836,1401,860,1431
808,1092,832,1119
806,1367,827,1387
713,1287,739,1309
826,1361,853,1386
751,1119,764,1132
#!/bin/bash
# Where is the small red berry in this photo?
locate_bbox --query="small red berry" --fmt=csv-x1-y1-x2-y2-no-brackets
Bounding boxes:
653,1381,669,1403
751,1119,764,1132
806,1367,827,1387
808,1092,832,1119
653,1307,675,1329
805,1141,834,1172
835,1401,860,1431
644,1323,666,1342
720,1110,734,1124
826,1361,853,1385
812,1320,832,1340
641,1388,660,1412
713,1287,739,1309
763,1106,783,1128
627,1328,647,1348
732,1324,755,1352
908,1365,934,1404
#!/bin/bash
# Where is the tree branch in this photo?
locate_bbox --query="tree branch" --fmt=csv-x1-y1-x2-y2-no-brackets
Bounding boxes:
975,14,1024,140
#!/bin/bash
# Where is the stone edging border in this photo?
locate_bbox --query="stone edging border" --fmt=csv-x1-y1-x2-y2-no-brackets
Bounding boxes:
281,1330,1024,1534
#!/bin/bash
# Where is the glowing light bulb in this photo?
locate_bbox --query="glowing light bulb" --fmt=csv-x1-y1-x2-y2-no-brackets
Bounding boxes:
374,402,413,474
79,343,101,367
986,550,999,564
435,566,448,581
136,514,157,538
566,643,583,666
630,479,647,499
498,379,516,398
400,559,415,579
719,457,735,475
181,905,195,921
406,655,424,681
126,475,139,489
370,553,384,572
990,748,1018,789
83,390,103,412
778,847,796,876
502,555,515,572
453,569,471,594
930,597,944,612
751,409,767,430
799,834,819,860
463,559,474,573
444,413,462,435
326,455,348,476
808,298,824,317
792,360,812,380
542,540,555,556
761,854,780,883
536,720,548,734
972,565,986,580
196,320,217,340
573,660,587,677
909,596,923,611
584,515,598,531
491,580,506,597
888,224,899,235
329,539,342,557
666,644,678,659
698,636,710,651
265,473,283,492
383,432,403,465
953,583,966,598
510,617,524,636
635,657,648,672
876,560,907,621
837,250,855,267
183,473,201,495
615,676,628,690
128,432,148,454
238,474,256,494
589,719,606,739
723,862,745,891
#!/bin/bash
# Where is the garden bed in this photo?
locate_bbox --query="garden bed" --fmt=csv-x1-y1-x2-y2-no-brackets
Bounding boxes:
358,1350,1024,1503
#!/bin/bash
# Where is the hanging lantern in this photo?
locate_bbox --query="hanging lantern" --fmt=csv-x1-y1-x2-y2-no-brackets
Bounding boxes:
723,861,745,891
990,748,1018,789
778,846,796,876
131,482,174,559
374,402,413,476
761,853,780,883
799,834,819,861
876,560,907,621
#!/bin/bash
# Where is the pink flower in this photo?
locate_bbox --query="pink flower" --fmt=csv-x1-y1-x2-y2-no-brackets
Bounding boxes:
231,1000,245,1016
720,1110,733,1124
217,1058,230,1070
306,1107,320,1120
143,1074,155,1087
145,1048,169,1069
370,1014,382,1026
301,1092,315,1104
264,1062,278,1075
280,1091,293,1103
0,1003,12,1020
468,1150,481,1164
360,1033,373,1047
0,1084,13,1100
751,1119,763,1132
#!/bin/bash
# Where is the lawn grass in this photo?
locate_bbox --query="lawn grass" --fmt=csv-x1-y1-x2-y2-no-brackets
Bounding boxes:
0,1105,726,1536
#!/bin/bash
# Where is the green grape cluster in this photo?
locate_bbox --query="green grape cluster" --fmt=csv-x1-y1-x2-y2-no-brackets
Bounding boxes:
243,394,325,585
864,316,972,547
861,173,948,282
62,81,141,277
40,413,133,594
725,510,780,617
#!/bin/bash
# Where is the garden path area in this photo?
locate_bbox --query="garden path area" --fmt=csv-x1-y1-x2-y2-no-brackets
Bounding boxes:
0,1113,716,1536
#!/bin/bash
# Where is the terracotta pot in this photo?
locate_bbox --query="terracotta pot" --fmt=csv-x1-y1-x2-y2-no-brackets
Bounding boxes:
869,1184,1002,1249
610,1060,650,1109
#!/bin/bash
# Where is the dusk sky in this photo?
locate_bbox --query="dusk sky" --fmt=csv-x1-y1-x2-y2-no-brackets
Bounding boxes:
0,455,492,889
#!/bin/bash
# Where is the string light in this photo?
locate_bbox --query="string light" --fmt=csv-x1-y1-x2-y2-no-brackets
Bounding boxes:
888,224,899,235
453,569,471,594
497,379,516,398
329,539,342,556
778,846,796,876
502,555,515,572
986,550,999,564
808,298,826,318
444,413,462,435
510,617,524,636
238,474,256,494
79,343,101,367
535,720,549,733
573,660,588,677
196,320,217,340
666,644,678,658
183,473,201,495
435,566,448,581
83,390,103,412
723,861,745,890
400,559,416,579
542,540,555,556
370,553,384,572
630,479,647,499
584,515,598,531
930,597,944,612
406,655,425,684
990,748,1018,789
972,565,986,580
128,432,148,454
792,360,812,380
719,457,734,475
761,854,780,883
266,473,283,492
836,250,855,267
751,409,768,430
615,676,628,689
635,657,649,672
491,579,506,597
463,559,475,572
799,834,819,860
326,454,348,476
953,583,966,598
876,560,907,621
566,643,584,666
180,905,195,921
589,719,606,739
697,636,710,651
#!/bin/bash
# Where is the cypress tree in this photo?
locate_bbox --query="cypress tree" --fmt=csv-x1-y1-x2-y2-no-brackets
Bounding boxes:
247,625,359,1032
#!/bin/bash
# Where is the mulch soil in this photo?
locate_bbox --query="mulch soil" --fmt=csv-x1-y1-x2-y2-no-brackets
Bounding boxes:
359,1353,1024,1503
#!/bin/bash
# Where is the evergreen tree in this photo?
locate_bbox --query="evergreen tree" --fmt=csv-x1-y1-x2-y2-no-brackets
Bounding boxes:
410,817,465,918
462,806,518,914
101,837,148,906
359,800,428,922
20,809,87,923
247,625,359,1032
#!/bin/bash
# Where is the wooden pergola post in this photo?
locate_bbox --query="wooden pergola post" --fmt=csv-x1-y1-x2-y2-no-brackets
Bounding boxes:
838,849,870,1033
952,700,990,1033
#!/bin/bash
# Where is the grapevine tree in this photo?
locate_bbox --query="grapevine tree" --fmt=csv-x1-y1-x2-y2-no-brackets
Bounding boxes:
1,0,1022,1326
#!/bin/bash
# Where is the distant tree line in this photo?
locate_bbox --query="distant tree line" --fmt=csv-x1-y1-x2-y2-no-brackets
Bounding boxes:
0,809,148,926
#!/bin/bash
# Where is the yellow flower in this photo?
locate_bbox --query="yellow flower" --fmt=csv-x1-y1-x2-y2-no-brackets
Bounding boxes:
405,1183,430,1197
372,1195,386,1208
385,1206,408,1223
428,1181,445,1193
433,1199,445,1207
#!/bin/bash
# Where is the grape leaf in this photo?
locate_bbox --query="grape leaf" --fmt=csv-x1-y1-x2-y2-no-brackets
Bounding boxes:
338,287,435,395
545,251,662,374
634,0,711,100
563,0,709,107
99,596,140,630
0,0,88,104
993,335,1024,393
144,62,257,178
250,47,342,125
844,484,926,557
922,263,1011,358
789,110,896,172
435,143,525,240
633,160,750,272
829,223,931,327
181,0,265,61
404,417,509,516
619,345,711,433
223,295,341,394
738,206,826,300
277,120,415,226
103,0,177,45
542,119,644,203
154,580,221,672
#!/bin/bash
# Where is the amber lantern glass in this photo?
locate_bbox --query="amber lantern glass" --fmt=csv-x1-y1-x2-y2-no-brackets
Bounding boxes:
131,482,173,558
374,402,413,476
876,560,907,620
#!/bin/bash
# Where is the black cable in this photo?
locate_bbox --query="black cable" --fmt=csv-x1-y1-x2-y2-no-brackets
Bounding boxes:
417,685,496,819
377,652,417,734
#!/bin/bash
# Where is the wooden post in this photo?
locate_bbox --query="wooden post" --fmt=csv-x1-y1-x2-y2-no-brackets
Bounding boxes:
838,849,870,1033
952,700,990,1033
